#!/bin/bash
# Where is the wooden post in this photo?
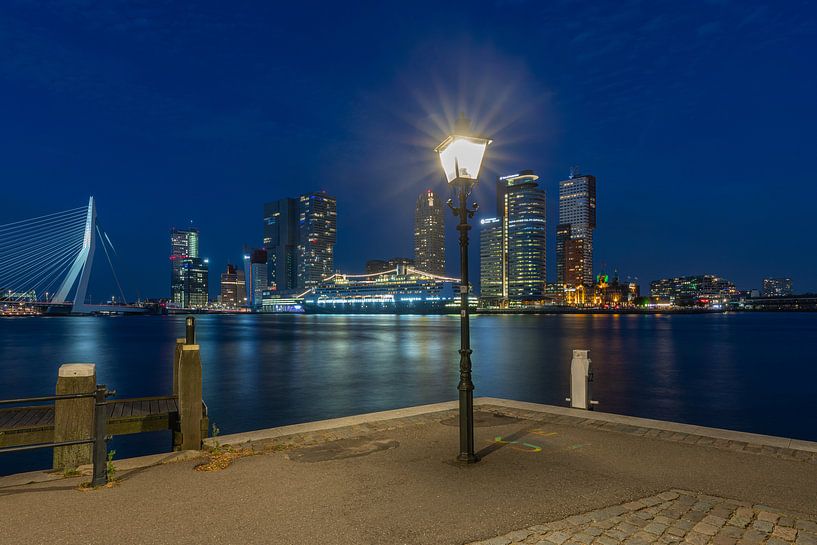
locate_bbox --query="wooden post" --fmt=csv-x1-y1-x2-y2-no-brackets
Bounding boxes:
53,363,96,470
177,344,203,450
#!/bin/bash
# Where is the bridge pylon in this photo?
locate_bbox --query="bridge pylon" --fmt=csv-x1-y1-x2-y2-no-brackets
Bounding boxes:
51,196,97,314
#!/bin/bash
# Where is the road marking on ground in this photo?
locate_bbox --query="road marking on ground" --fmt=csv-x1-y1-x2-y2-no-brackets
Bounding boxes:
491,436,543,453
530,430,558,437
488,429,591,455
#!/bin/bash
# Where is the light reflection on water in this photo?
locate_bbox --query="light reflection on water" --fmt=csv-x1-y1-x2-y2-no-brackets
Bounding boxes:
1,312,815,475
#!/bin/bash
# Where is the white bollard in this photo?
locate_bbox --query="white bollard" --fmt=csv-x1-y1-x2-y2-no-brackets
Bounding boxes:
566,350,596,410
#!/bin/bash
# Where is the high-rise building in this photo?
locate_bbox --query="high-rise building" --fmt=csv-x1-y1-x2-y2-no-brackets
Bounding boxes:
479,217,503,302
564,236,586,290
414,189,445,276
479,171,547,305
243,248,268,308
170,227,201,306
219,264,246,308
297,192,337,290
555,223,571,287
263,198,299,292
179,257,209,308
762,278,793,297
557,170,596,288
556,169,596,288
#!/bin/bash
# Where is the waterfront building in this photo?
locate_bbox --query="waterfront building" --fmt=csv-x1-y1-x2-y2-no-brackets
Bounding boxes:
479,171,547,306
564,236,586,305
179,257,209,308
745,294,817,311
593,272,640,307
297,191,337,290
414,189,445,276
557,169,596,288
366,258,414,275
650,275,737,306
219,264,246,308
243,248,268,308
263,198,299,292
170,227,199,306
296,266,468,314
762,278,793,297
479,217,503,303
555,223,570,288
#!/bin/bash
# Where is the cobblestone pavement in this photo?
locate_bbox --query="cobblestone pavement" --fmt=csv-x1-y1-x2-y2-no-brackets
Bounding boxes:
467,490,817,545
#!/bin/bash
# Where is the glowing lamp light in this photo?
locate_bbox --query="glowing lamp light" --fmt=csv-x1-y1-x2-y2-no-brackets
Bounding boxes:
434,115,491,184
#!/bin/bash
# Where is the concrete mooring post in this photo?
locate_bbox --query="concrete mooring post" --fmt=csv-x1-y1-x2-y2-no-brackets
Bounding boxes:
53,363,96,470
566,350,597,410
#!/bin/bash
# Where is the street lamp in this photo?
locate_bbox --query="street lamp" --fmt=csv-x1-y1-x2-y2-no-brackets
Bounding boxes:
435,113,491,463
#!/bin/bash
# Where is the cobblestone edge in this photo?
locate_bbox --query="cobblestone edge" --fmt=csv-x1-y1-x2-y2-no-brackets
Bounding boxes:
464,489,817,545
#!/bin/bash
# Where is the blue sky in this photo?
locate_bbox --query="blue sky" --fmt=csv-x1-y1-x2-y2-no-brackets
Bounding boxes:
1,0,816,298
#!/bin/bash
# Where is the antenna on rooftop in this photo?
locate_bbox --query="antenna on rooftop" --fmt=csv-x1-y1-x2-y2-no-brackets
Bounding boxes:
569,165,581,179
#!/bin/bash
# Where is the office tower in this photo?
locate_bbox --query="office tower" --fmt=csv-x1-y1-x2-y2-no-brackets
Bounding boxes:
220,264,246,308
762,278,793,297
414,189,445,275
479,217,503,302
170,227,200,306
366,258,415,275
555,224,571,287
479,170,547,304
557,169,596,288
243,248,268,308
297,191,337,290
564,237,586,302
180,257,208,308
263,198,299,292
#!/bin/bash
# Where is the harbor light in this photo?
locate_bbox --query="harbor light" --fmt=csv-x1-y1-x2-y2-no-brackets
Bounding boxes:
436,113,490,464
434,114,492,184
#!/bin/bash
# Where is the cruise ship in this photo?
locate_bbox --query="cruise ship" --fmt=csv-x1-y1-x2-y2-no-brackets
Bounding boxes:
261,266,474,314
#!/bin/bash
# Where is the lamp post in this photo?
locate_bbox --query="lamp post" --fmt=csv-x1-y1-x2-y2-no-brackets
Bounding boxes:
434,113,491,463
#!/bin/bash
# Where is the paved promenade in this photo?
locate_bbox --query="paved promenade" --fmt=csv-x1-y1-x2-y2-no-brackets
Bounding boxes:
1,398,815,545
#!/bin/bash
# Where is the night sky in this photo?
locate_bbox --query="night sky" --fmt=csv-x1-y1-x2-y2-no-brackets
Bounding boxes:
2,0,815,300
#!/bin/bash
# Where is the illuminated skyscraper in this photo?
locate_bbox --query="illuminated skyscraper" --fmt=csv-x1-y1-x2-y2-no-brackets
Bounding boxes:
479,170,547,304
414,189,445,276
557,170,596,288
479,217,503,302
170,227,200,306
179,256,209,308
263,198,299,292
219,264,246,308
243,248,268,308
297,191,337,290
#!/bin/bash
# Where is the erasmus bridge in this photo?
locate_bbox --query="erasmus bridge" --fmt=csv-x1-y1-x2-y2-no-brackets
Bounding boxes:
0,197,145,315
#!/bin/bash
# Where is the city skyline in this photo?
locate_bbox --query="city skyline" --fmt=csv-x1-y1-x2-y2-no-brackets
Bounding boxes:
2,2,815,297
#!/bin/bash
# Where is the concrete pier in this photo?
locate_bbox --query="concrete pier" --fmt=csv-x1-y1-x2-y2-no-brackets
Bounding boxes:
1,398,815,545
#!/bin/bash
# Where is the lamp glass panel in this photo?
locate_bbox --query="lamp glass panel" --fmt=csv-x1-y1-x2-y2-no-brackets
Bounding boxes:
437,135,489,183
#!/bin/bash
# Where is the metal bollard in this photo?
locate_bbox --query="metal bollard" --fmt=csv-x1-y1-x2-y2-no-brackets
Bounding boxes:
91,385,109,487
566,350,598,410
185,316,195,345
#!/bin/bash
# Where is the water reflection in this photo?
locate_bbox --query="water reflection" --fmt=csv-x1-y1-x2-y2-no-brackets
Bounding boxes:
1,312,816,476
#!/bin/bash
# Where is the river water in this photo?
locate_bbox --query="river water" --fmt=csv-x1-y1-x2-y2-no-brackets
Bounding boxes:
1,312,815,475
